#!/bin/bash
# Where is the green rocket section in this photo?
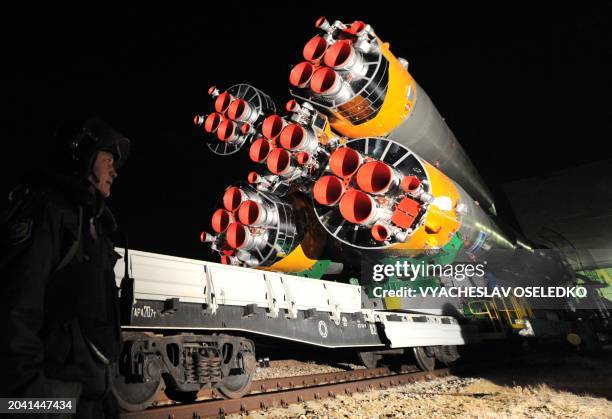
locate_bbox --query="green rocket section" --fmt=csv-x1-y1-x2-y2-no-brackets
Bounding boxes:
294,259,334,279
362,234,464,305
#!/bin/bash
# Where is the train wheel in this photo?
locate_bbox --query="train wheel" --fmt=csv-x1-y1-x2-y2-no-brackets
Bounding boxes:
112,374,164,412
358,351,383,369
413,347,436,371
216,372,254,399
216,339,257,398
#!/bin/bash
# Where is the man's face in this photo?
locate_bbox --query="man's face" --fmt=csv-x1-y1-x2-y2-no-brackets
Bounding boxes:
90,151,117,198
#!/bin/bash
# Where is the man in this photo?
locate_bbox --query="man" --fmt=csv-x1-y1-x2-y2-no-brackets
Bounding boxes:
0,118,130,418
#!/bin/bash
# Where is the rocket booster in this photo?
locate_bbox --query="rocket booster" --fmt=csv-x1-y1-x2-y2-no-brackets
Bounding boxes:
289,17,497,215
195,84,276,156
311,137,514,255
204,183,327,271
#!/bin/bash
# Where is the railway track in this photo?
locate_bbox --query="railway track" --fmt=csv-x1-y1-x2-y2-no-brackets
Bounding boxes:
121,366,451,418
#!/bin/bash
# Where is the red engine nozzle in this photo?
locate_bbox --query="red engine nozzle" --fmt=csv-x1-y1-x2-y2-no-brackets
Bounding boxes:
249,138,272,163
216,119,237,142
285,100,300,112
194,115,205,125
214,92,233,113
329,147,363,178
315,16,330,30
222,187,244,212
339,189,375,224
204,113,223,133
324,40,355,69
347,21,366,35
247,172,259,184
400,175,422,194
371,223,391,242
237,200,265,226
266,148,293,175
310,67,340,95
225,223,249,249
289,62,315,89
200,231,215,243
303,35,328,61
295,152,310,165
356,161,395,194
227,99,251,121
261,115,285,140
279,124,305,150
313,175,345,206
211,208,233,233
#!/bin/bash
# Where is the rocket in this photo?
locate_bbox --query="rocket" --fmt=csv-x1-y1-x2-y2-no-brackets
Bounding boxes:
195,17,519,272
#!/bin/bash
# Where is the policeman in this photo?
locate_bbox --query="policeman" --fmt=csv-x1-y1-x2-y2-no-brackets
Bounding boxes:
0,118,130,418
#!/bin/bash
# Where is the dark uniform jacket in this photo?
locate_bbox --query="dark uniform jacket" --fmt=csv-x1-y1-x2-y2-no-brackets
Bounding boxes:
0,174,122,417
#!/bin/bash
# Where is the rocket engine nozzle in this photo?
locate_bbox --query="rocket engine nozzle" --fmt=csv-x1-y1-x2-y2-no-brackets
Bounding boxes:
241,123,254,135
261,115,286,140
238,200,262,225
226,223,250,249
211,208,234,233
225,222,271,252
289,62,315,89
303,35,328,61
214,92,233,113
227,99,253,122
400,175,423,195
295,151,311,165
199,231,216,243
266,148,294,176
247,172,260,184
279,124,318,153
311,67,342,96
347,21,366,35
323,40,358,70
371,222,391,242
237,200,277,227
246,172,273,189
204,113,224,133
216,119,238,142
315,16,330,30
249,138,272,163
285,100,300,112
339,189,379,225
329,147,363,178
324,39,368,78
313,175,345,206
222,187,246,211
356,161,397,195
338,187,393,226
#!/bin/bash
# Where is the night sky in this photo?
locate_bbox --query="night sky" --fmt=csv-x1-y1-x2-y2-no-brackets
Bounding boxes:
3,5,611,260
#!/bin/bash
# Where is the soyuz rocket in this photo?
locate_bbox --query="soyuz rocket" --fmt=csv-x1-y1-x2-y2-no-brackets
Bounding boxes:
195,17,562,287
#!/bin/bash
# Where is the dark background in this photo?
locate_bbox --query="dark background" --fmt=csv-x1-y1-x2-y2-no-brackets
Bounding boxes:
3,5,611,260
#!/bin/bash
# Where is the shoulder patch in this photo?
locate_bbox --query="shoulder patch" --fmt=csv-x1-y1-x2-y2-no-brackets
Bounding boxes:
7,218,33,245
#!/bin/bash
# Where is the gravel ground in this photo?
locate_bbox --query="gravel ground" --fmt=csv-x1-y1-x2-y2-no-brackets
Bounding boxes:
253,359,365,380
230,354,612,418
